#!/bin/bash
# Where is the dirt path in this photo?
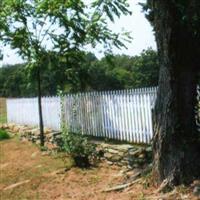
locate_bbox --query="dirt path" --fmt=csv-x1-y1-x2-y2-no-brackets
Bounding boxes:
0,138,198,200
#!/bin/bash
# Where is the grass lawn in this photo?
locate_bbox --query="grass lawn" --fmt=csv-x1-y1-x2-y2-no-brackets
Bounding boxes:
0,137,198,200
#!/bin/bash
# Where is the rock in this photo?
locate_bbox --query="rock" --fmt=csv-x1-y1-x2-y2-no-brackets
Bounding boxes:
138,153,146,159
104,152,113,159
128,149,141,157
109,154,122,162
19,127,30,134
7,123,15,130
46,133,53,139
106,161,113,165
130,163,140,169
11,125,20,133
100,143,110,149
36,140,41,145
31,128,40,135
2,124,8,129
145,146,152,152
192,180,200,186
106,148,119,154
113,144,133,152
120,160,129,165
51,131,61,137
44,127,52,134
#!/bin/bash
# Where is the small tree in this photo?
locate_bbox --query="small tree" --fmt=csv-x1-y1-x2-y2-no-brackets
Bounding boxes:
0,0,131,146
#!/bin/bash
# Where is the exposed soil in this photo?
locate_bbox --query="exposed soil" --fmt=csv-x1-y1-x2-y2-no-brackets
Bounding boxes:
0,137,198,200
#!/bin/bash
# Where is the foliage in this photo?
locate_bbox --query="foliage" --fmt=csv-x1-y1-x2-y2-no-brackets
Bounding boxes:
59,90,97,168
141,0,200,38
0,129,10,140
61,130,97,168
0,0,131,146
89,48,159,90
0,0,132,81
0,48,159,97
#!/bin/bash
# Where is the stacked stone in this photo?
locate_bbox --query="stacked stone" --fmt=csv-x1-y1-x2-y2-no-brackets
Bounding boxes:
97,143,152,168
45,131,62,150
1,123,152,168
0,123,61,150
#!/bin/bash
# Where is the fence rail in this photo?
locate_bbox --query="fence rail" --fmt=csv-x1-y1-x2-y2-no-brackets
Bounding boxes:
5,87,157,143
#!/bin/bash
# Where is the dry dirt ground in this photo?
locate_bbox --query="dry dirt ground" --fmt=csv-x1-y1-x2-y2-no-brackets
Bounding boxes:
0,137,198,200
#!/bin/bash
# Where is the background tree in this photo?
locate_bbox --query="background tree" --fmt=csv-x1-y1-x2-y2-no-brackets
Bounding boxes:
91,48,159,90
141,0,200,186
0,0,131,146
0,48,159,96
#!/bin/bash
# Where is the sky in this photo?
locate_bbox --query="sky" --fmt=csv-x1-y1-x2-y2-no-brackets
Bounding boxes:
1,0,156,65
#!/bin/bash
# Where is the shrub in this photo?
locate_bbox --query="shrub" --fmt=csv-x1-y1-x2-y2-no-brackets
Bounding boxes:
61,127,97,168
0,129,10,140
59,91,98,168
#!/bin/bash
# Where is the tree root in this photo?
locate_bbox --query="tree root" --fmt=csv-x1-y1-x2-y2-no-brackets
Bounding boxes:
102,178,142,192
151,188,178,199
102,165,152,193
155,179,173,193
3,180,30,191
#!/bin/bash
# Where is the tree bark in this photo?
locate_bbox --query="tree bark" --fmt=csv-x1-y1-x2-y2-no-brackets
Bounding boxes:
149,1,200,186
37,68,44,146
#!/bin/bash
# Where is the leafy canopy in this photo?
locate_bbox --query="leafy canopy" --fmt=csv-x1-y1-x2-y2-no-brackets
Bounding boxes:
0,48,159,97
140,0,200,39
0,0,132,62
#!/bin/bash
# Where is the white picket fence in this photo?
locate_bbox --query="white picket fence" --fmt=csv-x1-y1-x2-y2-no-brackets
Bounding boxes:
7,97,61,130
6,87,158,143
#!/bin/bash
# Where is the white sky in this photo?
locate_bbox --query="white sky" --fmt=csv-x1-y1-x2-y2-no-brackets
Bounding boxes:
1,0,156,65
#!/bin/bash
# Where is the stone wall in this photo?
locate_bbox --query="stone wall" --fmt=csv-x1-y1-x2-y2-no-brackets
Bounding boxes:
0,123,61,150
96,142,152,168
0,123,152,168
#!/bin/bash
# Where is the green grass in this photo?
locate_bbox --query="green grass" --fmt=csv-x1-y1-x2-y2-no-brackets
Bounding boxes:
0,129,10,140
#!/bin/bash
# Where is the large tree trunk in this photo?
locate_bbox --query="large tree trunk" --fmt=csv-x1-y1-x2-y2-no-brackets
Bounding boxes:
150,1,200,186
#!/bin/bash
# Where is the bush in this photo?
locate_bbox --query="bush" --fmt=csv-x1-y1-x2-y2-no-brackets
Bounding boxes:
61,128,97,168
59,92,97,168
0,129,10,140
